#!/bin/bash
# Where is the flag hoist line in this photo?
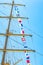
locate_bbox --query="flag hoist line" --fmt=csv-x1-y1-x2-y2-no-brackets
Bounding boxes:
15,6,31,65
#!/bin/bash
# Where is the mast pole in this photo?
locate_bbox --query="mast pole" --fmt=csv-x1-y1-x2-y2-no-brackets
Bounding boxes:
1,0,14,65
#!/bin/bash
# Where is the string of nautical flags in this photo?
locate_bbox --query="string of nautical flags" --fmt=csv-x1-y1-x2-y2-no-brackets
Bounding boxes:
14,6,31,65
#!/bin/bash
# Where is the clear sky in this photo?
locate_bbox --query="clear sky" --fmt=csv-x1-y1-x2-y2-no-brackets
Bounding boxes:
0,0,43,65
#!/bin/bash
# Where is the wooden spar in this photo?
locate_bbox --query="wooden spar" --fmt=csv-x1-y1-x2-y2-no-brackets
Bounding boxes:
0,16,29,19
0,49,35,52
0,3,25,6
0,33,32,37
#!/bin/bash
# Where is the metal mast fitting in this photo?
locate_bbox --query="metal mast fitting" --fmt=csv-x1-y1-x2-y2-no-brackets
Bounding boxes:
0,0,32,65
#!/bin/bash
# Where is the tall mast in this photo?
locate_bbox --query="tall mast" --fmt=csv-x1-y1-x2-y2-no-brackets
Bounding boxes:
0,0,35,65
1,0,14,65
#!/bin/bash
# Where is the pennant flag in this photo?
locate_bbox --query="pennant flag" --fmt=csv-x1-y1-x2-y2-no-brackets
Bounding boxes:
21,30,24,34
22,30,24,34
21,37,26,41
24,46,28,48
25,53,28,56
26,60,30,63
18,18,22,23
26,56,30,59
18,23,21,27
17,10,19,13
21,24,23,27
15,6,18,10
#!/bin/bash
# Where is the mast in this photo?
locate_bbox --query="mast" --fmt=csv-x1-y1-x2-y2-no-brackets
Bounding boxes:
0,0,35,65
1,0,14,65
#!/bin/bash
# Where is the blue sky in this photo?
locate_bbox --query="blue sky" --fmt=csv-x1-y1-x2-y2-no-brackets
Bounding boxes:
0,0,43,65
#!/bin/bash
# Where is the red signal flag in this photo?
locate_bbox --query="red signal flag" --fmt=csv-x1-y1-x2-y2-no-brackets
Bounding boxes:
21,30,24,34
22,30,24,34
18,18,22,23
26,60,30,63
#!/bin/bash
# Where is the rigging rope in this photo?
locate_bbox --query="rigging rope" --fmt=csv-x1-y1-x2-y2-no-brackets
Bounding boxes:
0,7,43,39
9,37,43,57
24,26,43,39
